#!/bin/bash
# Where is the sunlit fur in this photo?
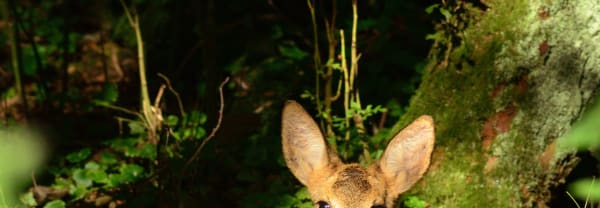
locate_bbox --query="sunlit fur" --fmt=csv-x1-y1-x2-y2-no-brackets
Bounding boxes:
282,101,435,208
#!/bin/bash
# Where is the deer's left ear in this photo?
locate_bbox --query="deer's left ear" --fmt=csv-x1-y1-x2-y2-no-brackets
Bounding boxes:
377,115,435,197
281,100,335,185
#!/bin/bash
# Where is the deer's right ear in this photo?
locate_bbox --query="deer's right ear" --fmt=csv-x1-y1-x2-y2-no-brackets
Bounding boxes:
282,100,331,185
378,115,435,197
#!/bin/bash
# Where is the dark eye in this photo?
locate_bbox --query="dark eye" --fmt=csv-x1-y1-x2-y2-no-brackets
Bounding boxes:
317,201,330,208
371,205,386,208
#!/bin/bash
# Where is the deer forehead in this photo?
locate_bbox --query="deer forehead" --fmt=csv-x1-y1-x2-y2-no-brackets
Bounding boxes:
312,164,387,207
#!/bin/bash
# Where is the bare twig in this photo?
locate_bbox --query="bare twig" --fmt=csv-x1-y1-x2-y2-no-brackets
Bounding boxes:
177,77,228,208
157,73,186,117
94,101,145,121
183,76,229,168
154,84,166,108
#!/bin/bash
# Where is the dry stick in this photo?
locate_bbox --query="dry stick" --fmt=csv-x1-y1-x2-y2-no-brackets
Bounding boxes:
177,77,228,208
183,76,229,169
153,85,166,108
157,73,186,118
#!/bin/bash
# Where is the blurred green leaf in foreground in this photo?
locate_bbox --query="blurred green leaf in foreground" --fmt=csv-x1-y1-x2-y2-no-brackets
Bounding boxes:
558,97,600,203
0,127,45,207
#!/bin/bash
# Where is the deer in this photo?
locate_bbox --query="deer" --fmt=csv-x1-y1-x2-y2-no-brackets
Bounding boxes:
281,100,435,208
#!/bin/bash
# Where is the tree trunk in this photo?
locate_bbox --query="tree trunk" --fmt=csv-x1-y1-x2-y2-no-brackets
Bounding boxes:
393,0,600,207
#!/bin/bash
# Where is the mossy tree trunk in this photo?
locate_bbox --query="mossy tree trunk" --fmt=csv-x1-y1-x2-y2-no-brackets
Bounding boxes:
391,0,600,207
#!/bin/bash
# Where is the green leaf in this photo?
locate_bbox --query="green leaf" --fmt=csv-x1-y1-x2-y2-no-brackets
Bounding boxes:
97,83,119,104
72,168,93,189
439,8,452,20
97,152,118,165
194,126,207,139
66,148,92,163
187,110,207,125
84,161,101,170
425,32,444,42
278,44,308,61
294,187,311,200
129,143,156,159
403,195,427,208
224,55,247,73
128,122,146,135
425,4,440,14
84,162,108,183
166,115,179,127
70,184,88,200
107,173,126,187
43,200,66,208
560,98,600,150
20,191,38,206
119,164,145,183
568,178,600,202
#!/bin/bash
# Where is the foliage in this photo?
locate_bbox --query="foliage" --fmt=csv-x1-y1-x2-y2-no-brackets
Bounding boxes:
559,96,600,204
0,0,433,207
0,128,44,207
403,195,428,208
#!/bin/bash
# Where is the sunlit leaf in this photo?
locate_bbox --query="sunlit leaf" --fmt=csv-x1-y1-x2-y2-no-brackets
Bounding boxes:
404,195,427,208
166,115,179,127
568,178,600,202
43,200,66,208
560,98,600,150
128,122,146,135
425,32,444,42
20,191,38,206
439,8,452,20
120,164,145,183
72,168,92,189
425,4,440,14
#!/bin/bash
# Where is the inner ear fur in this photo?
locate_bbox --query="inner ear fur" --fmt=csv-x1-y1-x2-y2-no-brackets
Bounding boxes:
377,115,435,196
281,100,338,185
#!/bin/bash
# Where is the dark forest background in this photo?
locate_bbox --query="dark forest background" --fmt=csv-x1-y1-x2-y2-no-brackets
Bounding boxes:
0,0,446,207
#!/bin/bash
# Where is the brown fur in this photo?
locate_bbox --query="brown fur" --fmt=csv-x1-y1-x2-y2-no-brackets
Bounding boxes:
282,101,435,208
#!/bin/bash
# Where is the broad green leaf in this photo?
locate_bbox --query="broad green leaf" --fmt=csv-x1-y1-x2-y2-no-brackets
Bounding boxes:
194,126,207,139
568,178,600,202
66,148,92,163
97,152,118,165
97,83,119,104
72,169,93,189
119,164,145,183
166,115,179,127
278,44,308,61
43,200,66,208
128,122,146,135
404,196,427,208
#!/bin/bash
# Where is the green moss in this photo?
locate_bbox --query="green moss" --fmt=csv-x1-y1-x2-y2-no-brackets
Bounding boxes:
389,0,557,207
393,0,600,206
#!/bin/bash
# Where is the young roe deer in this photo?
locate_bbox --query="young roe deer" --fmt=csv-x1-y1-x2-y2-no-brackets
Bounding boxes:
281,100,435,208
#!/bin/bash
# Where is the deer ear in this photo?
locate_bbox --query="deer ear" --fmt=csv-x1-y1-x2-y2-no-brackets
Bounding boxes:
281,101,333,185
378,115,435,196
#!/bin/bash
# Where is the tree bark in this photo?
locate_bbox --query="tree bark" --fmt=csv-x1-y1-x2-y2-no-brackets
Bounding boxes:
392,0,600,207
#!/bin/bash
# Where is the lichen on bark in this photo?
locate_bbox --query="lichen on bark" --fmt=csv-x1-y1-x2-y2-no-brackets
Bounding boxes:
390,0,600,207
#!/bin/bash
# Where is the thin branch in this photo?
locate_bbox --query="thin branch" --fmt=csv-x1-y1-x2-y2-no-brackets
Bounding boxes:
183,76,229,169
157,73,186,117
154,84,166,108
119,0,135,27
94,101,145,122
